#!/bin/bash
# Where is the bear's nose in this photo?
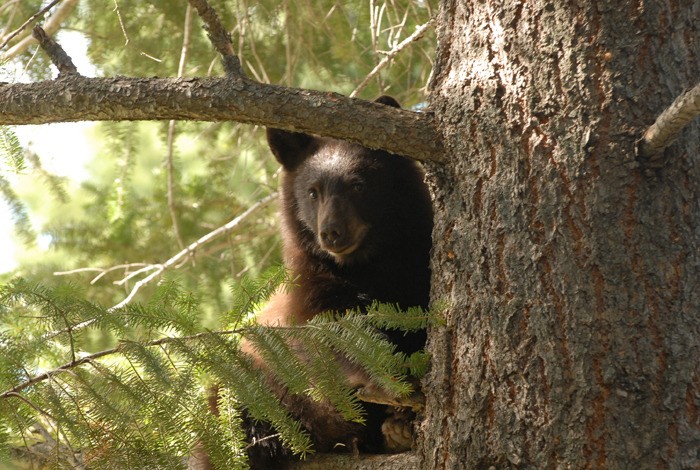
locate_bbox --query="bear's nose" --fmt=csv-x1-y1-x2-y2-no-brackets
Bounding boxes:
320,225,344,246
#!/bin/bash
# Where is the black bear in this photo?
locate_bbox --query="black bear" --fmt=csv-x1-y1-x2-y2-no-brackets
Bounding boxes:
244,96,433,468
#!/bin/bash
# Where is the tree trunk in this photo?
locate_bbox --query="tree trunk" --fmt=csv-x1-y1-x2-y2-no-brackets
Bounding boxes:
422,0,700,468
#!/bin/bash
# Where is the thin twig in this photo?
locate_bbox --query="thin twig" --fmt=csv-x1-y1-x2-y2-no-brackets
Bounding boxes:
187,0,245,77
54,267,106,276
0,0,62,51
245,433,282,450
350,17,435,98
112,0,129,46
1,0,78,63
637,82,700,160
4,392,57,420
113,264,161,286
111,193,277,310
31,25,78,76
165,4,194,251
178,5,194,78
54,263,152,284
46,195,276,340
0,1,21,43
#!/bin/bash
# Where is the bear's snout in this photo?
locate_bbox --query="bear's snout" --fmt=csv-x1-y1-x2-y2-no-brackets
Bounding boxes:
319,220,359,254
320,223,345,247
317,197,368,257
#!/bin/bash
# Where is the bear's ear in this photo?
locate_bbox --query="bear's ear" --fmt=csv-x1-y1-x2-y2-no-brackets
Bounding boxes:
374,95,402,108
266,128,318,170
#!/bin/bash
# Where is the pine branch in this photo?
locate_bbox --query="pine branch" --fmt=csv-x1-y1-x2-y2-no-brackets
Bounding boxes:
190,333,315,457
2,312,429,420
0,329,242,400
24,151,68,202
0,126,24,172
228,265,292,320
0,176,34,244
2,276,433,465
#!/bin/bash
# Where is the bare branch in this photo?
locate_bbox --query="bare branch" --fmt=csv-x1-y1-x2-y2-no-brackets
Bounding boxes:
0,0,62,50
351,17,436,98
45,195,276,341
166,4,195,251
111,192,277,310
0,76,443,162
1,0,79,62
54,263,153,284
31,26,78,77
177,5,194,78
637,82,700,160
113,264,161,286
187,0,245,78
112,0,129,46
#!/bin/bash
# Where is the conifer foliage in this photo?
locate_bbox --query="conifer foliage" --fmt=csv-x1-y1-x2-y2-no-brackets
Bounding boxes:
0,270,435,467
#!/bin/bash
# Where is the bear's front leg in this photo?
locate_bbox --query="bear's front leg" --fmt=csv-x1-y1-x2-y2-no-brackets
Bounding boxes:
381,407,416,452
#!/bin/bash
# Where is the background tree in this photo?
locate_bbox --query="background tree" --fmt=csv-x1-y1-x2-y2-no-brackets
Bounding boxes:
2,0,700,469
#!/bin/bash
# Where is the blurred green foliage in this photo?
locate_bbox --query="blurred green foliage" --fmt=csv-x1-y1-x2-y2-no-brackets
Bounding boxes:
1,0,434,311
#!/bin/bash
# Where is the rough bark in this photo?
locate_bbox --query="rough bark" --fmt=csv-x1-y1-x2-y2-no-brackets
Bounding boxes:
422,0,700,468
0,76,442,162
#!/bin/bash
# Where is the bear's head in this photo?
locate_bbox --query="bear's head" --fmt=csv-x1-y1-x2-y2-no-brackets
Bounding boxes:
267,96,430,266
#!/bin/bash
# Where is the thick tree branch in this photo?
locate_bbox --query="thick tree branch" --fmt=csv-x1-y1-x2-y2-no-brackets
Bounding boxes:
0,76,443,161
637,82,700,159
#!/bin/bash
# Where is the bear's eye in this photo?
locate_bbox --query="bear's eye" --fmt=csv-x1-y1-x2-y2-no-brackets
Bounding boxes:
351,182,364,193
308,188,318,200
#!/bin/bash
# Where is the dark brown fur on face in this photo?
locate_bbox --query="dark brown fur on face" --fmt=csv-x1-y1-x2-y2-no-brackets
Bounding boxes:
243,96,433,469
